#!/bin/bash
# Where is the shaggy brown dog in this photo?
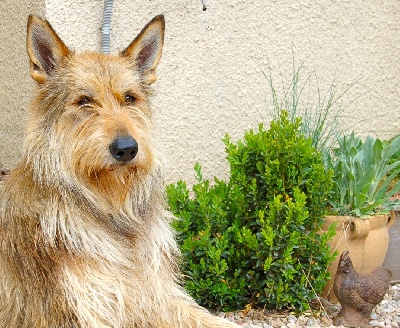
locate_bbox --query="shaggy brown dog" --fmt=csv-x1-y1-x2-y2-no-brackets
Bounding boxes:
0,15,237,328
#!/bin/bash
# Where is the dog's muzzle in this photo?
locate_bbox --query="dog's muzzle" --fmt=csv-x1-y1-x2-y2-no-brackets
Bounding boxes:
109,135,138,162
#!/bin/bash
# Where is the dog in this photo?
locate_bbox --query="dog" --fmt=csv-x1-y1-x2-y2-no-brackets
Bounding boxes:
0,15,238,328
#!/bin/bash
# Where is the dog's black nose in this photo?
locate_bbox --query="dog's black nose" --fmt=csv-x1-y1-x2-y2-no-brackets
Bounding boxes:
109,135,138,162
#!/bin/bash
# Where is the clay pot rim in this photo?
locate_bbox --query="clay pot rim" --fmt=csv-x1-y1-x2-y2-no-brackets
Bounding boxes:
323,212,395,231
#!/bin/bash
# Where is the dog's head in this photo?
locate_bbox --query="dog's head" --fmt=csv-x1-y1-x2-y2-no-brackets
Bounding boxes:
25,15,165,201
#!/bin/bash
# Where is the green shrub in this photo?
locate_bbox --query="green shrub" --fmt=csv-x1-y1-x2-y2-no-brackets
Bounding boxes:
167,111,336,312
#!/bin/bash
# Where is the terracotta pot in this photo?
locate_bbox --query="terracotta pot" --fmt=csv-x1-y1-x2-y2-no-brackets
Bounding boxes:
321,212,396,303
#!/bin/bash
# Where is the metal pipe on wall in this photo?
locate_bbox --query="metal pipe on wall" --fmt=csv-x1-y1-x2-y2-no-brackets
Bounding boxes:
101,0,114,54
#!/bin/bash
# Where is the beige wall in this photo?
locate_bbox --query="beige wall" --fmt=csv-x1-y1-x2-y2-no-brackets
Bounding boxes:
0,0,44,170
1,1,399,186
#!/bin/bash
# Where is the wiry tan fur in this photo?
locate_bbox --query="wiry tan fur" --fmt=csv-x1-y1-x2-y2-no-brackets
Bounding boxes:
0,15,237,328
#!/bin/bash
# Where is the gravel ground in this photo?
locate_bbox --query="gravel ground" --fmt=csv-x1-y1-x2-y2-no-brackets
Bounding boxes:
216,284,400,327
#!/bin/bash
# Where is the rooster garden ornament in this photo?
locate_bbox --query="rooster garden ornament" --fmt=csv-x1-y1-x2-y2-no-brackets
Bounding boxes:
333,251,392,327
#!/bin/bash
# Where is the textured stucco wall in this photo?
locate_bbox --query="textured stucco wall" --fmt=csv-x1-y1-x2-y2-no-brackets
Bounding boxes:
1,1,399,186
0,0,45,169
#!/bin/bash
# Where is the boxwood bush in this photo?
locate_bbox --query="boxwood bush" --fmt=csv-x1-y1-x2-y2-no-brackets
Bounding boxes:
167,111,336,312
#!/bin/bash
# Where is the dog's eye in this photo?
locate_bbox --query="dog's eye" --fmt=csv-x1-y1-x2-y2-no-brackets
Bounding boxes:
77,97,93,107
124,94,136,105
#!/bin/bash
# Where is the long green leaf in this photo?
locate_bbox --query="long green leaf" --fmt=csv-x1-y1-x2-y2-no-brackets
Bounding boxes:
328,132,400,216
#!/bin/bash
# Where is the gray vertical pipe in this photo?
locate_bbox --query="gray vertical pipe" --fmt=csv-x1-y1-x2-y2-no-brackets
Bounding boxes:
101,0,114,54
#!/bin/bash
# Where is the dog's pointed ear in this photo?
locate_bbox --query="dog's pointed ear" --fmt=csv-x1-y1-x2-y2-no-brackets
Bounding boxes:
27,15,70,84
121,15,165,85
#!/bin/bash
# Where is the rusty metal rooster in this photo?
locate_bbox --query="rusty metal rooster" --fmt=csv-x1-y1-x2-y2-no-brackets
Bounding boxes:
333,251,392,327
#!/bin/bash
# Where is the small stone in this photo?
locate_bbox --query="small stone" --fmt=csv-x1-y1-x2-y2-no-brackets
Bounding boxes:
370,320,384,327
320,316,333,325
382,303,396,313
262,324,273,328
385,318,392,325
287,315,297,323
225,312,235,322
236,311,246,318
297,315,307,325
371,312,378,320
